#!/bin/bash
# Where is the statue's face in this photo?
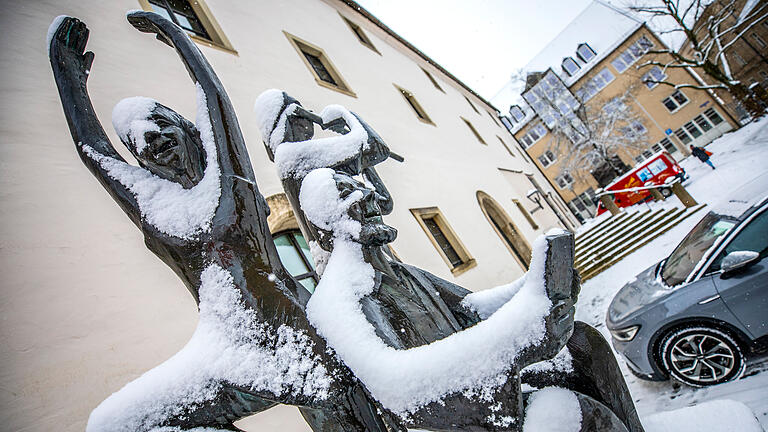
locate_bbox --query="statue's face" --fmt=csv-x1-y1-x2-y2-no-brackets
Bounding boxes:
135,105,206,189
334,173,397,247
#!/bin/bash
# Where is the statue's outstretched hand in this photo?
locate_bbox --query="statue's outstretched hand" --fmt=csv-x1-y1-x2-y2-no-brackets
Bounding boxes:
126,10,176,47
49,17,94,82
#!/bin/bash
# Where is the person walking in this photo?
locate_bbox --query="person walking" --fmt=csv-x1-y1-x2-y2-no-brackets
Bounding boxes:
690,145,715,169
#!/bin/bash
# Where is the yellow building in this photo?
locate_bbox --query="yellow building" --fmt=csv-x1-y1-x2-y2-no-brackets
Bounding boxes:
494,1,739,222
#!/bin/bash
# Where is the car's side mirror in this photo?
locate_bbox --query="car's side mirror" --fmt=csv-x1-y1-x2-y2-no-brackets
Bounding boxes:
720,251,760,278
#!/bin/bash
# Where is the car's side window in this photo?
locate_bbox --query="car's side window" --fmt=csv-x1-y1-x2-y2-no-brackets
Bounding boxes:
709,208,768,272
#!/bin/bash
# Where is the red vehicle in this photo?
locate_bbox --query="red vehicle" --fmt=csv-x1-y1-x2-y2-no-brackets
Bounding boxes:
596,151,686,216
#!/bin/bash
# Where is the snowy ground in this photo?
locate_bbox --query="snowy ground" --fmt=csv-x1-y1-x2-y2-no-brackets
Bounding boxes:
574,117,768,429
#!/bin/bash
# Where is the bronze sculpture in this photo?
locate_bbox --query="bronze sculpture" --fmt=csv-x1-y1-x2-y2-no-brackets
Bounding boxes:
50,11,643,431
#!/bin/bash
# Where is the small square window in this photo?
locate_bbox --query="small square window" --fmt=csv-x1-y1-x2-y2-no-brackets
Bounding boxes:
693,114,713,132
704,108,724,125
462,117,486,145
421,67,445,92
411,207,476,274
684,121,702,138
395,84,433,125
340,15,380,54
576,43,596,63
752,33,767,48
509,105,525,122
285,32,355,97
139,0,236,53
675,128,692,144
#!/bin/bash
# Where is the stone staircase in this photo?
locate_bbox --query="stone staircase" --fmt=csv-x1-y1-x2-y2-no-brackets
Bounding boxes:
574,204,707,281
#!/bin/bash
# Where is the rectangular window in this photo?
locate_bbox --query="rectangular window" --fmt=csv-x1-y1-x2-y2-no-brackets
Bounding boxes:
652,143,662,153
642,66,666,89
395,85,433,124
148,0,211,39
752,33,767,48
659,137,677,154
422,67,445,92
521,123,547,147
411,207,475,274
556,172,574,188
635,155,645,164
286,32,355,96
693,114,713,132
662,90,688,112
732,52,748,65
462,117,486,144
538,150,557,167
341,15,380,53
675,127,692,144
141,0,236,52
642,149,653,158
704,108,724,125
611,35,653,73
684,121,702,138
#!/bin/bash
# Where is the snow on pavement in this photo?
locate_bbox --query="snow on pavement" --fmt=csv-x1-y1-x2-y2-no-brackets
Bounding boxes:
574,117,768,430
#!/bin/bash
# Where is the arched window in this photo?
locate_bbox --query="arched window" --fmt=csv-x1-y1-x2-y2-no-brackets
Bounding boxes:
562,57,580,76
476,192,532,270
273,229,319,293
509,105,525,122
576,43,596,63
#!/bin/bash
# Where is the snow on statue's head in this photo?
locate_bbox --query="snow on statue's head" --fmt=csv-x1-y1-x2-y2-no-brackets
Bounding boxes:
254,89,316,161
112,97,206,189
300,168,397,252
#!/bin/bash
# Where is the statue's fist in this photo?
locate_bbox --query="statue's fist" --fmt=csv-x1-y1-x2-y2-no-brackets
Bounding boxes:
49,17,94,79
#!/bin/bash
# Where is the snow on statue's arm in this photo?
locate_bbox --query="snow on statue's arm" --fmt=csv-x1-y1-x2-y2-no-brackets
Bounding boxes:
126,10,255,182
300,168,574,416
48,16,141,227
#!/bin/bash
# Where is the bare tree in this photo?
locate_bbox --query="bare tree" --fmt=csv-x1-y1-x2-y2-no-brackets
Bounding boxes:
547,89,651,187
627,0,768,116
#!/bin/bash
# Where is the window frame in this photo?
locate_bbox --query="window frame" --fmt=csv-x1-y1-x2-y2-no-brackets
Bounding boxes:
340,14,381,54
410,207,476,275
138,0,236,54
461,117,487,145
576,43,596,63
562,57,581,76
395,84,434,125
661,89,689,113
421,67,445,93
509,105,525,122
285,31,356,97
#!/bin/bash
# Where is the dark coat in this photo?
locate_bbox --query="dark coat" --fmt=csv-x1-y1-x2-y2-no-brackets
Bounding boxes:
691,146,710,162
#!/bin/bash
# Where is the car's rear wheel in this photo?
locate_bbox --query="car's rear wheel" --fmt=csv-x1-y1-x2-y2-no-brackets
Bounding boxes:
660,326,745,387
660,187,673,198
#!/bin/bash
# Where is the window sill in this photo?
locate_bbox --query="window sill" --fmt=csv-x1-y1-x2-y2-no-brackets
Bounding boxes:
450,258,477,276
314,78,357,98
190,34,238,56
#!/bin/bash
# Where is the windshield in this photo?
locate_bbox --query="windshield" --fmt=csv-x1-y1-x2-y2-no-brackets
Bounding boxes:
661,212,737,286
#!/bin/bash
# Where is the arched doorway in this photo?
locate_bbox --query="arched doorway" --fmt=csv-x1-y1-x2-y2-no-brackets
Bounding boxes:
476,191,532,270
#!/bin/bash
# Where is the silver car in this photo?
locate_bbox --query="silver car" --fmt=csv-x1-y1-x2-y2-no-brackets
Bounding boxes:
606,178,768,387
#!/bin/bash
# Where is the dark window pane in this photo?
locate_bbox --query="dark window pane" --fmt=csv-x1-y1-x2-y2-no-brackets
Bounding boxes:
274,234,310,276
149,0,210,40
663,97,678,111
705,108,724,125
694,115,712,132
672,90,688,104
675,128,692,144
684,122,702,138
423,217,463,267
303,51,337,85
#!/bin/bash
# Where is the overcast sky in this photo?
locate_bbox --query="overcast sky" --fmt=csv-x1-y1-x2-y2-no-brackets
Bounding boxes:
355,0,595,100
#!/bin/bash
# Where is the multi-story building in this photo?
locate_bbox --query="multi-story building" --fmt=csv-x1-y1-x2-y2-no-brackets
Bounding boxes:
0,1,580,430
494,1,740,222
678,0,768,120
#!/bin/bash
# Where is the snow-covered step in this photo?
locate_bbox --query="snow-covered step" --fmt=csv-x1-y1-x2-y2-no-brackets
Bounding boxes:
578,205,706,281
575,208,676,267
575,209,661,263
576,210,648,254
575,211,631,246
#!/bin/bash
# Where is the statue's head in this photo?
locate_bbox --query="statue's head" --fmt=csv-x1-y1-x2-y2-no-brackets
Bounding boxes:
255,89,322,161
301,168,397,252
336,172,398,248
112,97,206,189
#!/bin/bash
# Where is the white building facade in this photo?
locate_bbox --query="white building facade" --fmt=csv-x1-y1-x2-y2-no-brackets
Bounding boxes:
0,0,579,430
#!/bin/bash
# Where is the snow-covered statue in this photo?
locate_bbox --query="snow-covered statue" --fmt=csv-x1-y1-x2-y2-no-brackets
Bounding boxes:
255,92,647,432
49,10,643,432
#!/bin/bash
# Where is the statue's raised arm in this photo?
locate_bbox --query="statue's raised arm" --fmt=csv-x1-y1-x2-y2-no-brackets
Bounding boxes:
126,11,254,182
49,17,141,226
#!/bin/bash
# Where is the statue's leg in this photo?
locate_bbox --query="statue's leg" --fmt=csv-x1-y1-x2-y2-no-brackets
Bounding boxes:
521,321,645,432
